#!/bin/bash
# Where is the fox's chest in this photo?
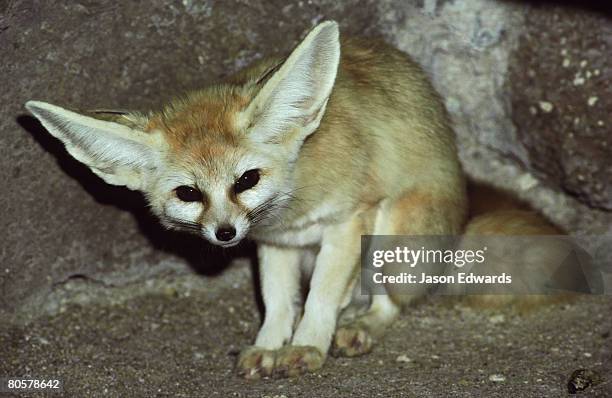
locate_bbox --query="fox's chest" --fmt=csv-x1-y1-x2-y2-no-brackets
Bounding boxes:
249,201,346,247
251,223,325,247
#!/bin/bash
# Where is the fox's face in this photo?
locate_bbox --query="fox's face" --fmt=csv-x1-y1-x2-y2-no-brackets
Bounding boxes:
25,22,340,247
142,98,298,246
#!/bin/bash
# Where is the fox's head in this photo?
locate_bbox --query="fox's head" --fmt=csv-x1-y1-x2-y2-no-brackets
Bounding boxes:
26,21,340,247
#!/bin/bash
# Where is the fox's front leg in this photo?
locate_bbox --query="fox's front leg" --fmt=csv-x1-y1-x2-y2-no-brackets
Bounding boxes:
237,244,301,379
275,216,362,377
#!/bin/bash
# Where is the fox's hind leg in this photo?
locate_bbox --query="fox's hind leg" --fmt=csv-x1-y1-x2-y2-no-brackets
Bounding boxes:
333,189,465,357
333,293,400,357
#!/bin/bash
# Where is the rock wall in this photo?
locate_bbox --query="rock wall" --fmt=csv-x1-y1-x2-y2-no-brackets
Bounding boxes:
510,3,612,211
1,0,610,322
379,0,611,235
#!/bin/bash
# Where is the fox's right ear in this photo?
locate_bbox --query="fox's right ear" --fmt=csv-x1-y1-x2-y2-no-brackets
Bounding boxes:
25,101,166,191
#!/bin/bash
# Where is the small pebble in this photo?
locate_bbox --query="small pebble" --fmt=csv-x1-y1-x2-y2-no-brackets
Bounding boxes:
538,101,554,113
396,355,411,363
573,75,585,86
489,314,505,324
568,369,602,394
37,337,50,345
489,374,506,382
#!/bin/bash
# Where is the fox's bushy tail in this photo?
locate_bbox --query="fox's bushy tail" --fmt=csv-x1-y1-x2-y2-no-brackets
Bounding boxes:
458,181,575,311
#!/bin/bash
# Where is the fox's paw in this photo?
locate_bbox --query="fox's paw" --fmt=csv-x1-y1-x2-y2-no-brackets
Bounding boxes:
332,325,374,357
236,346,276,380
274,346,325,377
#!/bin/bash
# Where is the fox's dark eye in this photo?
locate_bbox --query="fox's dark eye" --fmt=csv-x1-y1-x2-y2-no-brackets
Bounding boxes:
175,186,203,202
234,169,260,194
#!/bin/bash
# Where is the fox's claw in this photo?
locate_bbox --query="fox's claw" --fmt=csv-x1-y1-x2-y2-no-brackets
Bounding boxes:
236,346,276,380
332,325,374,357
274,346,325,377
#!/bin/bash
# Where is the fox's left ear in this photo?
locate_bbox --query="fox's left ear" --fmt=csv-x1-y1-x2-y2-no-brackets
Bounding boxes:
25,101,166,191
240,21,340,148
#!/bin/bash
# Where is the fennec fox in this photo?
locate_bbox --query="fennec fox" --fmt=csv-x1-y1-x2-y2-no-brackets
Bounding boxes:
25,21,557,378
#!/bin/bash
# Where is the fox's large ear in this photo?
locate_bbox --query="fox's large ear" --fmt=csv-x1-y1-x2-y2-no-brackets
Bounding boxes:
240,21,340,146
25,101,166,191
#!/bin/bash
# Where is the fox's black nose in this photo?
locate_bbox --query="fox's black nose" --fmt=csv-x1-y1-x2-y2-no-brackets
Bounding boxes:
215,225,236,242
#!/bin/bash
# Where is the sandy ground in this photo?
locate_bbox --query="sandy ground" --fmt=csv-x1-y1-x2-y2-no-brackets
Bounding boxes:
1,264,611,398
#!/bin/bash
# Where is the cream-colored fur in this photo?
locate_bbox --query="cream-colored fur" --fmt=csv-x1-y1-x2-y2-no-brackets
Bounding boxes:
26,21,555,379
